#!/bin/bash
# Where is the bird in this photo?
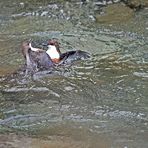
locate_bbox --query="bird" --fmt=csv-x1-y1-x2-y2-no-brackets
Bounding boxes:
45,38,90,65
21,39,90,73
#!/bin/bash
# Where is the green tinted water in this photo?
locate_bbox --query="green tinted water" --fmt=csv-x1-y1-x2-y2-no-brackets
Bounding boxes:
0,1,148,148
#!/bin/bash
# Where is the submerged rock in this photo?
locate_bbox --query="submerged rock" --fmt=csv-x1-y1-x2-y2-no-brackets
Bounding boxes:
123,0,148,9
96,3,134,24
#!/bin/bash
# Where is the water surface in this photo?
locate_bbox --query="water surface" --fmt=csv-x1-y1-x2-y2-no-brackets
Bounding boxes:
0,1,148,148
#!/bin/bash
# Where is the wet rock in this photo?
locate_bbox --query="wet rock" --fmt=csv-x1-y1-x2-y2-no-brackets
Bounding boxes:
123,0,148,9
93,0,121,6
2,87,50,93
96,3,134,24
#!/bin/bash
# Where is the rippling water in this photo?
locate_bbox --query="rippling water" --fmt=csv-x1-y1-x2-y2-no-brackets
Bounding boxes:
0,0,148,148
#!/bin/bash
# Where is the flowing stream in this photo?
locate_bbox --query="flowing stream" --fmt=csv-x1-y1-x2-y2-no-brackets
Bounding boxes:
0,0,148,147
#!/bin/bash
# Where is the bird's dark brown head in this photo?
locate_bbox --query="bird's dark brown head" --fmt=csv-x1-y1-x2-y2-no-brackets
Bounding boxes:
48,39,60,49
21,41,30,58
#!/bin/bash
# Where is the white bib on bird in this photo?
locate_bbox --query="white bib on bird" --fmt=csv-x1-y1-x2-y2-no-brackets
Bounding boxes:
46,45,60,59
